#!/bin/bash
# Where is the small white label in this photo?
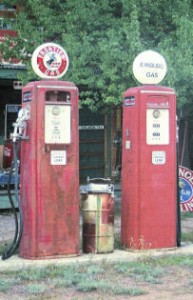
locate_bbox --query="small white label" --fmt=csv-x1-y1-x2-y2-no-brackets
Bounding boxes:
125,140,131,149
50,150,66,165
152,151,166,165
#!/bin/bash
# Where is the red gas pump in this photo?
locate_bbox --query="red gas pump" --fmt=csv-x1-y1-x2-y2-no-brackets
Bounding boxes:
121,51,178,249
18,43,80,259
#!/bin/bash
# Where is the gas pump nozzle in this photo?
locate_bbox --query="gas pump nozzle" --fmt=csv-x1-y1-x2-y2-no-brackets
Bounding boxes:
11,107,30,142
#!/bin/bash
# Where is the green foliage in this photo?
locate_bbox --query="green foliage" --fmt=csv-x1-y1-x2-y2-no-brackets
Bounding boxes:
158,0,193,108
1,0,193,111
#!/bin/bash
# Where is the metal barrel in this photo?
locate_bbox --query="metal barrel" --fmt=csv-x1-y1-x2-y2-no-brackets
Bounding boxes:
82,179,114,254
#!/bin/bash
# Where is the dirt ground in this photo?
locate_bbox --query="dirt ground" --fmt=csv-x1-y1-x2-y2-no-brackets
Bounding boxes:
0,209,193,299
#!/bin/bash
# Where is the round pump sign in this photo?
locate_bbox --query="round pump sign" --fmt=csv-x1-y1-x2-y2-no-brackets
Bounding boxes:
132,50,167,85
31,43,69,79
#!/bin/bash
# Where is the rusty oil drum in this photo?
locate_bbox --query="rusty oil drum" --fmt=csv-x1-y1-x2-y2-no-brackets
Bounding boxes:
82,179,114,254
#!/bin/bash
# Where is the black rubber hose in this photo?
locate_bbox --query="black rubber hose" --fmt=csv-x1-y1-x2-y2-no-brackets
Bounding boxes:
2,146,19,259
2,141,23,260
13,141,23,248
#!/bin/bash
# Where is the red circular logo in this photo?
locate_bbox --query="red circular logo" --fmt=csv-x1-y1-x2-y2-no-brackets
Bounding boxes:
31,43,69,79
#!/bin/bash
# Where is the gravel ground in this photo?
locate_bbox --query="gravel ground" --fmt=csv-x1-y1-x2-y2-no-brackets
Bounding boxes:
0,208,192,244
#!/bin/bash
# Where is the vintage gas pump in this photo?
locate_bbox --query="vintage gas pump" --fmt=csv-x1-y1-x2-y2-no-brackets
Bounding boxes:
121,50,178,249
14,43,79,259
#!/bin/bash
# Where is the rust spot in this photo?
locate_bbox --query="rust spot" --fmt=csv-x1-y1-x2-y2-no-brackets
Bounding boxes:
83,223,96,235
82,223,96,253
83,236,96,253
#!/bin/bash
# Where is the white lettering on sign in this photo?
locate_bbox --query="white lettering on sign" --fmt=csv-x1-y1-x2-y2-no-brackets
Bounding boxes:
132,50,167,85
50,150,66,165
152,151,166,165
146,101,170,108
179,167,193,184
124,96,135,106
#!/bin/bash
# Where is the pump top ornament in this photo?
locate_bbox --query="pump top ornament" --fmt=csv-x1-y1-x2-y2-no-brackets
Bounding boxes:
132,50,167,85
31,42,69,79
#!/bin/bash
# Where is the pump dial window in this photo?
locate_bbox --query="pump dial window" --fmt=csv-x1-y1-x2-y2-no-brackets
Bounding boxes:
46,91,71,102
152,109,160,118
52,106,60,116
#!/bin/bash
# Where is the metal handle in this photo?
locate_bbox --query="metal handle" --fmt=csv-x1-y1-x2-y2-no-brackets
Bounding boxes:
87,177,111,184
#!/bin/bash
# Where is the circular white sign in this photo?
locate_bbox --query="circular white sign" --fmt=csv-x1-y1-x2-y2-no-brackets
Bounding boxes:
132,50,167,84
31,42,69,79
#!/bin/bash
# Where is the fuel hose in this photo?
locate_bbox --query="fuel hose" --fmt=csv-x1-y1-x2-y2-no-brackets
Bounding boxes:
2,141,23,260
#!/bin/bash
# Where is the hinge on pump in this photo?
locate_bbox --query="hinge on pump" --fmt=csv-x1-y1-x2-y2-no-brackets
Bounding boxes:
11,106,30,142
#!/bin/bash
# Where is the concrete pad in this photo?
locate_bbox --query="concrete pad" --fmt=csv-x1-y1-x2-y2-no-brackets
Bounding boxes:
0,243,193,271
